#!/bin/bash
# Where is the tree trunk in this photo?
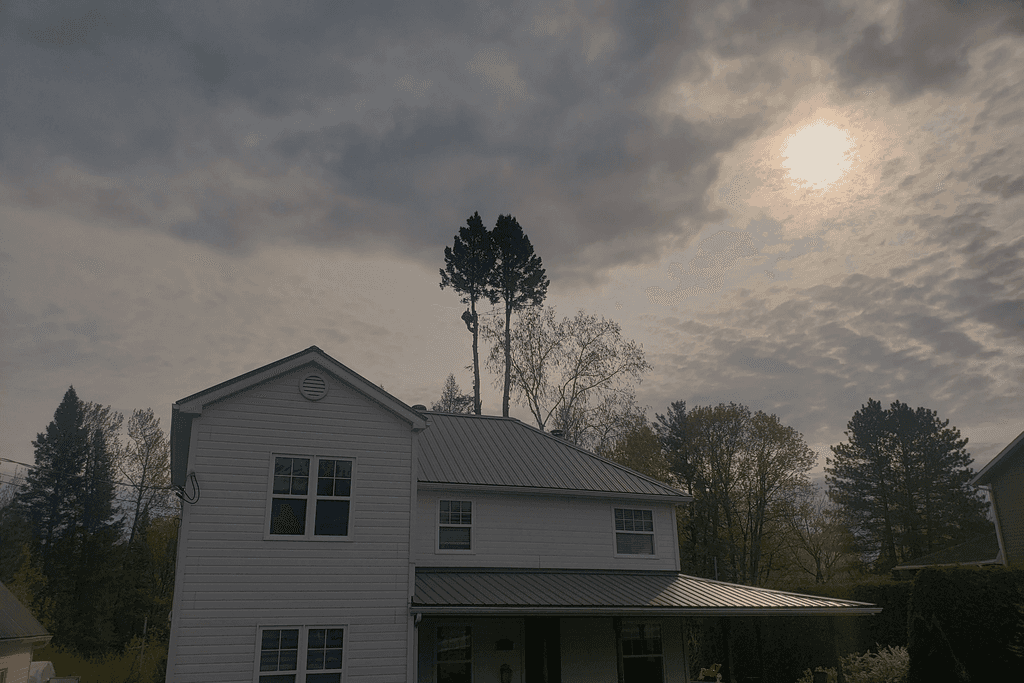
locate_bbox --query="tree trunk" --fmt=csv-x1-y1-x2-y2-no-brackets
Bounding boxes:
503,303,512,417
470,299,481,415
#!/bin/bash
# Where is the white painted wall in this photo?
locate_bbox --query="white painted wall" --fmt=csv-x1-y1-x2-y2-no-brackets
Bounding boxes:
416,489,679,570
166,366,416,682
0,644,32,683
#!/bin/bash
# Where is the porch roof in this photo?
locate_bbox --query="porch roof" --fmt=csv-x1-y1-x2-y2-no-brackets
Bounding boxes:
412,568,880,616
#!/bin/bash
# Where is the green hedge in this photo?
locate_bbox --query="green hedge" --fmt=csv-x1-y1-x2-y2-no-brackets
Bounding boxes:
907,566,1024,683
786,580,912,650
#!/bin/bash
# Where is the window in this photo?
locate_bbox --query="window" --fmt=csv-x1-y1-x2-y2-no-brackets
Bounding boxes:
438,500,472,551
436,625,471,683
618,622,663,683
614,508,655,555
257,626,344,683
269,456,352,538
0,668,6,683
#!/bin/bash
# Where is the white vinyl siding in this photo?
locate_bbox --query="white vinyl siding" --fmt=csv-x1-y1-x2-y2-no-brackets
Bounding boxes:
416,490,677,570
167,368,414,683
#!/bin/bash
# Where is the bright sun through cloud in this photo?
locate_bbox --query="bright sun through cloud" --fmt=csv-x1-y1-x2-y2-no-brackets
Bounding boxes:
781,120,856,190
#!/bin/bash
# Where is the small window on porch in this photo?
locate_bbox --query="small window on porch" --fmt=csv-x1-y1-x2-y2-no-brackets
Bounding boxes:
437,625,471,683
439,500,472,551
614,508,655,555
619,622,664,683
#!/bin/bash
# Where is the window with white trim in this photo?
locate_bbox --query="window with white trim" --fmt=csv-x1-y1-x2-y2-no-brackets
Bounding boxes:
614,508,655,555
257,626,344,683
269,456,352,537
438,500,472,550
618,622,664,683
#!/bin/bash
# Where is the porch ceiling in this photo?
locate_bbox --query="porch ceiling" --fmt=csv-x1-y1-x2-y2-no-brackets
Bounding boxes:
412,568,880,616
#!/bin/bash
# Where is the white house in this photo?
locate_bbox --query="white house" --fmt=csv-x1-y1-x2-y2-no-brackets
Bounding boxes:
0,581,51,683
165,346,877,683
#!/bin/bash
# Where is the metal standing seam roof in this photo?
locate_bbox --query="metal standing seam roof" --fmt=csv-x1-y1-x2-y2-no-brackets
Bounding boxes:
0,581,50,641
412,568,880,616
417,412,690,500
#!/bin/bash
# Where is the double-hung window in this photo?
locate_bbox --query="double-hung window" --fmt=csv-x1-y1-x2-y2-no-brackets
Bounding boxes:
438,500,472,551
614,508,655,555
618,622,664,683
257,626,344,683
269,455,352,538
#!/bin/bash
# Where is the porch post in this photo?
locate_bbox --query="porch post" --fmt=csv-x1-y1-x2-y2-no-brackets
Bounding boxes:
613,617,624,683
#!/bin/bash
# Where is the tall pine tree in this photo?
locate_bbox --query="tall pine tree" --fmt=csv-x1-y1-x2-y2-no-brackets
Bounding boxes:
440,212,498,414
489,214,548,417
826,399,991,571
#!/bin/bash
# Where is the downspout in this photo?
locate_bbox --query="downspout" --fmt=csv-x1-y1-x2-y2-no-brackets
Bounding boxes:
978,485,1007,566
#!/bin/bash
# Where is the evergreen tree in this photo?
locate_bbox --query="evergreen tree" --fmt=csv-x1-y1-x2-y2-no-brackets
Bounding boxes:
430,374,475,414
440,212,498,414
489,214,549,417
826,399,991,571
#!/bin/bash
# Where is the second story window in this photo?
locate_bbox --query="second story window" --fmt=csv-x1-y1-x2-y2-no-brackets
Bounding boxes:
614,508,655,555
269,456,352,538
438,500,472,551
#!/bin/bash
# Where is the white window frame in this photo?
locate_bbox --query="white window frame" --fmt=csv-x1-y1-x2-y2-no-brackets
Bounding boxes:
264,453,356,541
436,498,475,553
611,506,657,557
253,624,346,683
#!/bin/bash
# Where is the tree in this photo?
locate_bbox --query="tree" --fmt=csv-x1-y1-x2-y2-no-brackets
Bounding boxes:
600,418,673,483
430,374,475,414
119,408,172,547
483,306,649,448
826,399,991,571
785,488,859,584
489,214,549,417
440,212,498,414
655,402,815,585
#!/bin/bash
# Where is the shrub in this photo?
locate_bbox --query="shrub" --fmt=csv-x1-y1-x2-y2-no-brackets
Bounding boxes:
795,645,908,683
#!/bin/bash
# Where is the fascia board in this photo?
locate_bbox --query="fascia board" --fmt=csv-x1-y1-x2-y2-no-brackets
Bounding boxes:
409,606,881,616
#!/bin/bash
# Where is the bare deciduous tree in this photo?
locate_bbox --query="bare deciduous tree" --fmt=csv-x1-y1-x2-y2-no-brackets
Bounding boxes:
118,408,172,546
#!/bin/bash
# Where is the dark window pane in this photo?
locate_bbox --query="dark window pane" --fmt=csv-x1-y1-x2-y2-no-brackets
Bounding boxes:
270,499,307,535
291,477,308,496
336,460,352,478
319,460,335,477
623,658,663,682
306,675,341,683
279,650,297,671
260,652,279,671
307,649,325,670
315,500,350,536
616,533,654,555
333,479,351,497
317,477,334,497
440,500,450,513
308,629,325,649
438,663,471,683
259,676,296,683
439,527,471,550
292,458,309,476
273,476,291,495
275,458,292,476
262,630,280,649
327,629,343,647
324,648,342,669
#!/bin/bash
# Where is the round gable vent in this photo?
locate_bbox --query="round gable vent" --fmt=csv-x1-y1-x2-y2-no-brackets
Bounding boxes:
299,373,329,401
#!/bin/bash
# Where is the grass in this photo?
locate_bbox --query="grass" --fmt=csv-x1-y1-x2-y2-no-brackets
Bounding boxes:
32,638,167,683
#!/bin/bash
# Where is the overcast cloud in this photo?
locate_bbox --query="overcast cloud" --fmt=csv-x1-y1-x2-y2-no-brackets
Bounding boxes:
2,0,1023,485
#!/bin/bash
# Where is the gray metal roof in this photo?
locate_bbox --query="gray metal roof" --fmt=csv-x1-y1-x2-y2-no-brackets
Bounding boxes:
0,581,50,642
412,568,880,616
893,531,1002,571
417,413,690,501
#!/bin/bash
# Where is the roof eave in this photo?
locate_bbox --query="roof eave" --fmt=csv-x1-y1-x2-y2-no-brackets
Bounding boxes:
972,428,1024,485
0,634,52,648
409,606,882,616
417,481,692,504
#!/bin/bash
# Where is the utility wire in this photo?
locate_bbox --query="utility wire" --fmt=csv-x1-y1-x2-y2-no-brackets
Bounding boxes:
0,456,177,491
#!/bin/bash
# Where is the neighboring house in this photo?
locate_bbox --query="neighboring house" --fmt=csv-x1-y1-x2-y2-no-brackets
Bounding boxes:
971,428,1024,567
891,531,1002,578
0,581,51,683
165,346,878,683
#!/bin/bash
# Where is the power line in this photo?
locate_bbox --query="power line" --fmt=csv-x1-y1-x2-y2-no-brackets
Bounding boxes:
0,456,176,491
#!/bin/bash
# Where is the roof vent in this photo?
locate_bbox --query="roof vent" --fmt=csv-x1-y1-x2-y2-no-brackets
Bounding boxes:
550,429,564,438
299,373,329,401
412,404,427,411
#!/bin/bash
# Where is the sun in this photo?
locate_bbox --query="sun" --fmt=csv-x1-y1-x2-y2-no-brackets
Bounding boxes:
781,120,856,190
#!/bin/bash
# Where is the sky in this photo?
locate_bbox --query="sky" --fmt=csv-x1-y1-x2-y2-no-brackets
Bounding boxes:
2,0,1023,489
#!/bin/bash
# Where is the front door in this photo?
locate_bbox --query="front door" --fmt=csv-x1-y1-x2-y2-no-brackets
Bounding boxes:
524,617,561,683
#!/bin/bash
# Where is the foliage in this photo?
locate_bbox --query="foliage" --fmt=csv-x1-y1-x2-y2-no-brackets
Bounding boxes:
656,401,815,585
34,637,169,683
786,488,860,584
907,566,1024,682
600,419,673,482
488,213,549,417
484,306,650,448
826,400,992,571
796,646,908,683
440,211,499,414
430,373,475,413
120,408,173,546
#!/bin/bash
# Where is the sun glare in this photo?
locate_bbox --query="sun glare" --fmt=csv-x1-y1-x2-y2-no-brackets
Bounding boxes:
781,120,856,189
